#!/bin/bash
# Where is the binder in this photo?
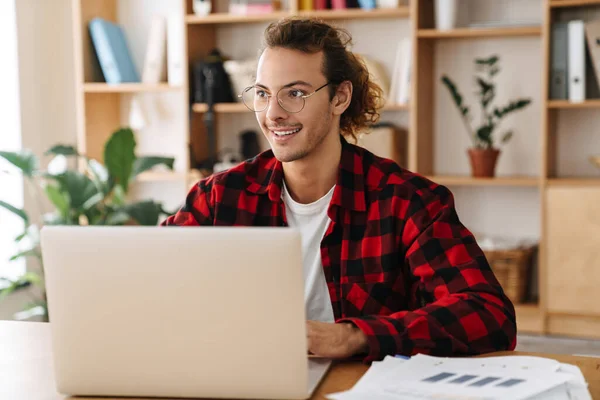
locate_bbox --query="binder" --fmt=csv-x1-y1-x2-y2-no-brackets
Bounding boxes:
550,22,568,100
167,13,185,87
89,18,139,84
141,16,167,84
584,19,600,98
568,20,586,102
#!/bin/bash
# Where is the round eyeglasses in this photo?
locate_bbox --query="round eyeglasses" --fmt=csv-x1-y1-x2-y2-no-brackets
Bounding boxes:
238,82,331,113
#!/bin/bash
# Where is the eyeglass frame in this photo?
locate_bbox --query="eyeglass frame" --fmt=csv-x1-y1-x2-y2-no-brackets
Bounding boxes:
238,82,333,113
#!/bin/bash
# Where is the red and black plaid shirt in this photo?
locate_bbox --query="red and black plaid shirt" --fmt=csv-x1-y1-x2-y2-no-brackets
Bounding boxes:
162,137,517,362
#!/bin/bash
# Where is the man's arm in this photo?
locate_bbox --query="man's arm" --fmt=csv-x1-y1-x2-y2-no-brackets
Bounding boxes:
338,185,517,362
161,179,214,226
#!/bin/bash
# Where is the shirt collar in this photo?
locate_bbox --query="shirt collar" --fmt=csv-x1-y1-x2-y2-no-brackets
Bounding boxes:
245,135,368,212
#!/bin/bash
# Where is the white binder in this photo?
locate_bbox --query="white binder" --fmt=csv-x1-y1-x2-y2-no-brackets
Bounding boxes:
167,13,185,87
141,16,167,84
568,20,586,102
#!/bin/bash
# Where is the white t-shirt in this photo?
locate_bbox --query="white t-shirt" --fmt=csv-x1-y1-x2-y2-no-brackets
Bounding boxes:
282,182,336,323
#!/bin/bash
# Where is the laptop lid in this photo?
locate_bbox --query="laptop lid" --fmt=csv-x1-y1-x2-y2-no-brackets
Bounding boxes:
41,226,314,399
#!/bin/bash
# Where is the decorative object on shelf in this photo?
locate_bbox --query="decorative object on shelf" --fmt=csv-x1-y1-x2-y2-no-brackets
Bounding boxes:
590,155,600,170
240,129,261,160
434,0,458,31
88,18,139,84
477,234,537,304
376,0,400,9
192,0,212,16
357,54,390,104
441,55,532,177
223,58,259,102
0,128,176,322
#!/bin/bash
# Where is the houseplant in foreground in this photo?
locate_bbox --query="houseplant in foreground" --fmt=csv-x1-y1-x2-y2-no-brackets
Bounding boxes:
0,127,176,321
441,55,532,177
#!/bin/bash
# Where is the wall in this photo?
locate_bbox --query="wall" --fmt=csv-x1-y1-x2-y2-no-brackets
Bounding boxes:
0,0,77,320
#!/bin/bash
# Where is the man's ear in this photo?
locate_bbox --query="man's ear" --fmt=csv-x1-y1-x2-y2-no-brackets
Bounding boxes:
332,81,353,116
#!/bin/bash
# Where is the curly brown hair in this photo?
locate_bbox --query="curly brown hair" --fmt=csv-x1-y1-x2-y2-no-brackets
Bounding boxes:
262,17,383,140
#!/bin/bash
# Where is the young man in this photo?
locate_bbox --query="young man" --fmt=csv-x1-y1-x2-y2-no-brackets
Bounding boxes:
163,18,516,362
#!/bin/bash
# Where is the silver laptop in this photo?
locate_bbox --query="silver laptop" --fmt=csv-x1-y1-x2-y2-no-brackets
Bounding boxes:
40,226,332,399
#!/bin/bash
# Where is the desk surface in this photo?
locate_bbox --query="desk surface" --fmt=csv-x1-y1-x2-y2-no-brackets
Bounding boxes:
1,321,599,399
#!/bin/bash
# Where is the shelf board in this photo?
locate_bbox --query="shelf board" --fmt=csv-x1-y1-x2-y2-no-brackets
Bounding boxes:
428,176,540,187
296,7,410,20
547,99,600,109
417,26,542,39
547,178,600,187
192,102,408,113
550,0,600,8
83,83,181,93
186,7,409,24
186,11,290,24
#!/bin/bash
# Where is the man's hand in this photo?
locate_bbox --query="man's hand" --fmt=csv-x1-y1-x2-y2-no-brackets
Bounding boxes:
306,320,369,359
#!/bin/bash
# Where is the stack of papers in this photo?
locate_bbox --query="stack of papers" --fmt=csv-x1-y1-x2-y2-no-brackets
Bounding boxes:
327,354,592,400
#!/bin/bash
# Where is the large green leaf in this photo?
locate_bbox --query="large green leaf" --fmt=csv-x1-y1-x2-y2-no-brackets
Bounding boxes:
104,210,131,225
0,278,32,301
104,128,136,193
87,159,110,194
53,171,101,211
0,200,29,225
9,248,41,262
0,150,38,177
44,145,79,157
131,156,175,179
123,201,162,226
44,184,69,218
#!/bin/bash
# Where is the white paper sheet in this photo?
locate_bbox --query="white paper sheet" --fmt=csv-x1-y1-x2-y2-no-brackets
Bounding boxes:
327,354,592,400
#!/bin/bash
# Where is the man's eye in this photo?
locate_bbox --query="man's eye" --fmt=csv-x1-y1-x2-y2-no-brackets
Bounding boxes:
289,89,305,98
256,90,268,98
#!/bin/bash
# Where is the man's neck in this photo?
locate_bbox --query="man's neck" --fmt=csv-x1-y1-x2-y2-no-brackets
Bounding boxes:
282,134,342,204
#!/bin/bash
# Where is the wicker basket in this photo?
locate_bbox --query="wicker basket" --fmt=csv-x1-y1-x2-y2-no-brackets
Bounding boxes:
484,247,535,304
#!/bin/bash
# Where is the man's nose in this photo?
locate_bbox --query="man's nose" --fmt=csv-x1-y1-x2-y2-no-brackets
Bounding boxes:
265,96,288,121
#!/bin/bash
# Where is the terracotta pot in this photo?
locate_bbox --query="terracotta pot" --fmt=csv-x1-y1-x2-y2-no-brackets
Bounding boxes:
468,148,501,177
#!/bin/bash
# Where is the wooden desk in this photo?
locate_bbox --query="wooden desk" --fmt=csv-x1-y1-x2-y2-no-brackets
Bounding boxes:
1,321,599,399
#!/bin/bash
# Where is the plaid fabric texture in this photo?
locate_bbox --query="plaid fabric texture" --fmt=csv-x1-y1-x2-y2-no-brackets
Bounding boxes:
162,137,517,362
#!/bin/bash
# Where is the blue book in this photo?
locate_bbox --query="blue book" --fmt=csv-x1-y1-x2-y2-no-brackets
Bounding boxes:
89,18,140,84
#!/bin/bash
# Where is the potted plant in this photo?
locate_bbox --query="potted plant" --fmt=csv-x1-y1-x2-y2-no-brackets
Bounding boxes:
441,55,532,177
0,127,176,321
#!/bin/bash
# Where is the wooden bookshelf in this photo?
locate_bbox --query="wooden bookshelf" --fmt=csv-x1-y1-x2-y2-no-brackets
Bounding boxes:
428,176,540,187
417,26,542,39
83,83,182,93
71,0,600,340
547,99,600,108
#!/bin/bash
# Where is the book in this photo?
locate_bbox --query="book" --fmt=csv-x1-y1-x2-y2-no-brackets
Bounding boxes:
89,18,139,84
141,16,167,84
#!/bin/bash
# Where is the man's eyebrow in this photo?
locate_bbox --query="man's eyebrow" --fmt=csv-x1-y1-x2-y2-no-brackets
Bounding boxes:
254,81,313,90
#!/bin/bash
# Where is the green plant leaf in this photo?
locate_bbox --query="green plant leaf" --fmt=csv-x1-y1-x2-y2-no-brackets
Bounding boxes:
502,131,513,144
87,159,110,194
9,248,41,262
0,150,38,177
0,200,29,224
476,78,495,108
81,192,104,212
476,125,494,147
53,171,101,211
104,128,136,193
493,99,532,119
131,156,175,179
104,210,131,225
123,201,162,226
0,278,31,301
44,184,70,218
441,75,471,118
44,145,79,157
112,183,126,207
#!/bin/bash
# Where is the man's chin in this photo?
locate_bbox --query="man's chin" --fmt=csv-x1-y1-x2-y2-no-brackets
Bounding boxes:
272,148,308,163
